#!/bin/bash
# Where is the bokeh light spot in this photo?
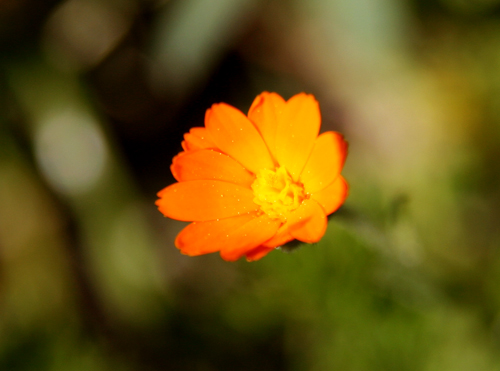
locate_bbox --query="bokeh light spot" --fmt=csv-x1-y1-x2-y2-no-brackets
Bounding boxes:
35,110,107,196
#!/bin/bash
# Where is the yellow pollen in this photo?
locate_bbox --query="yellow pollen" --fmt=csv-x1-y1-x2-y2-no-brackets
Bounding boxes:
251,166,307,222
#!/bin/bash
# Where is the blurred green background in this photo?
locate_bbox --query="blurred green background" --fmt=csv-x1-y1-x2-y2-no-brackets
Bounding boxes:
1,0,500,370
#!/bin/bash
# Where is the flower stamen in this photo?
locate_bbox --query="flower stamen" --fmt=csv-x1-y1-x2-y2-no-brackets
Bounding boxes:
251,166,306,222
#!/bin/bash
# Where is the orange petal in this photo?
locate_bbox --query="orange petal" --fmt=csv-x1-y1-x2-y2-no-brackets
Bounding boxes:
300,131,348,193
205,103,275,174
262,224,294,248
156,180,258,221
171,149,255,187
245,245,276,261
287,199,327,243
175,213,258,256
310,175,349,215
262,198,328,247
247,92,286,160
219,214,281,261
275,93,321,181
181,127,216,151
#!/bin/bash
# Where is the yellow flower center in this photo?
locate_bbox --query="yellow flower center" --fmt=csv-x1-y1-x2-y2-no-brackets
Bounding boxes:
251,166,306,222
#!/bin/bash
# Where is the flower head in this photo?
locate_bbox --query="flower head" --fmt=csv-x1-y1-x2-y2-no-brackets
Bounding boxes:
156,92,348,261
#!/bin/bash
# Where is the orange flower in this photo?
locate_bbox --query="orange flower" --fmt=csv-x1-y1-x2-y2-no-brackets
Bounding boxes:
156,92,348,261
